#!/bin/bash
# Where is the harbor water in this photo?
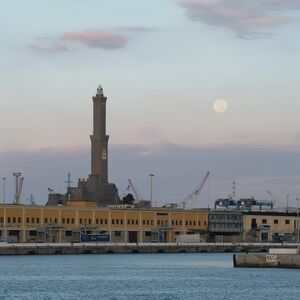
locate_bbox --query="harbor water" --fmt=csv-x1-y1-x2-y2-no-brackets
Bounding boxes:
0,253,299,299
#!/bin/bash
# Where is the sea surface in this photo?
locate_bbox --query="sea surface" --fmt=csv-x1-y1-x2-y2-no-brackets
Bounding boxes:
0,253,299,299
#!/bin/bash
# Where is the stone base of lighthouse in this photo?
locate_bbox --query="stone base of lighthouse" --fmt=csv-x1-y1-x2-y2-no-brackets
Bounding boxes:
68,175,119,206
47,175,119,207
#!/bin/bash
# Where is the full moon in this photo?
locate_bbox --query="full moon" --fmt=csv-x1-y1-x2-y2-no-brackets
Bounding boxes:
213,99,228,113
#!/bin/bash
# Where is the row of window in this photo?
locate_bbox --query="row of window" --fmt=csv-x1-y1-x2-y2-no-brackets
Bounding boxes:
273,232,292,237
0,217,42,224
171,220,206,226
2,216,292,227
0,216,205,227
111,219,205,227
210,223,240,229
258,218,290,225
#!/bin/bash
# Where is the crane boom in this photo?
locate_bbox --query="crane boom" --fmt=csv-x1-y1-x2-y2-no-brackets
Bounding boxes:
128,179,143,202
182,172,210,209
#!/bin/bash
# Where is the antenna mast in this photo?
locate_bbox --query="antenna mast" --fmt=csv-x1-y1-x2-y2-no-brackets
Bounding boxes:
232,180,236,200
65,172,72,188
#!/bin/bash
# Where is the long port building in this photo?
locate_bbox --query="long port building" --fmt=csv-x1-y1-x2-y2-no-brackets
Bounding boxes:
0,203,208,243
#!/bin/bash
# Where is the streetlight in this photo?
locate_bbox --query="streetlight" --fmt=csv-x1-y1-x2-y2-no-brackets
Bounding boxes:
297,195,300,253
2,177,6,204
149,174,154,207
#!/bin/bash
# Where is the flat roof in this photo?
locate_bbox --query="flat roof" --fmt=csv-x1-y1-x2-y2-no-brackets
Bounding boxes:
242,211,298,217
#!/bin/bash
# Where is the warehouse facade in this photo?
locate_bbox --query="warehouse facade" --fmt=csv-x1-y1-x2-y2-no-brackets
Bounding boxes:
0,203,208,243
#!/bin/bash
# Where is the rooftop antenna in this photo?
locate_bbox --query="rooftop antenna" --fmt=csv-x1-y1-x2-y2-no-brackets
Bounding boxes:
232,180,236,200
2,177,6,204
26,194,36,205
65,172,73,201
267,190,276,209
65,172,73,189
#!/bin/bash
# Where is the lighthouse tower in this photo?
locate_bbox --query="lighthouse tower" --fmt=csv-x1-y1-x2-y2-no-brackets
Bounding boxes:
90,85,109,182
47,85,119,206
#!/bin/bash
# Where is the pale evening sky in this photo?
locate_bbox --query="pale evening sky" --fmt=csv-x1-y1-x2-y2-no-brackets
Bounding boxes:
1,0,300,206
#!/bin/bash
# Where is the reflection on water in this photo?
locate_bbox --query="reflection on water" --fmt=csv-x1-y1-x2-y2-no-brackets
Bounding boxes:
0,253,299,299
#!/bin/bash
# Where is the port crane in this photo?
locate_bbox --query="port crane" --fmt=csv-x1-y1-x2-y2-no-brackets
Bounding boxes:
181,172,210,209
125,179,144,203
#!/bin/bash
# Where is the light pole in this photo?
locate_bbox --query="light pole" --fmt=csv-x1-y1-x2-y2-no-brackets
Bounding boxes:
2,177,6,204
149,174,154,207
297,195,300,253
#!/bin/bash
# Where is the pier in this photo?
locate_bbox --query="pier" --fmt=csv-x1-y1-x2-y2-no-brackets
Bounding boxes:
0,242,299,256
234,252,300,268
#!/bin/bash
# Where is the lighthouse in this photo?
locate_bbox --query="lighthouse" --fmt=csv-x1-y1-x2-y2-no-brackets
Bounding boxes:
47,85,119,206
90,85,109,183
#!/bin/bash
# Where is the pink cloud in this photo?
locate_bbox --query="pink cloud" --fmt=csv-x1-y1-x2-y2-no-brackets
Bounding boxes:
28,37,69,53
29,30,128,54
61,30,127,49
178,0,300,39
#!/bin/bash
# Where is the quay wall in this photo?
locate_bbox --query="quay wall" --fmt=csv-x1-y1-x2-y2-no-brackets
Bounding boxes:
234,253,300,268
0,242,299,256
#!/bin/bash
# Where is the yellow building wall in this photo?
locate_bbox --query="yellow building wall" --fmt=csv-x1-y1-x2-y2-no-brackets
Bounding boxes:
243,214,297,241
43,209,60,226
67,201,97,208
24,208,42,228
0,205,209,243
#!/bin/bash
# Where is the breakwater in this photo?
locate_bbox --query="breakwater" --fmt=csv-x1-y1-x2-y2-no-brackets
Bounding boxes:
0,242,299,255
234,252,300,268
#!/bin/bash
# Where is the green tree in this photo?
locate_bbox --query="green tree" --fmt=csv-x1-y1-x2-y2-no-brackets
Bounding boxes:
122,193,134,204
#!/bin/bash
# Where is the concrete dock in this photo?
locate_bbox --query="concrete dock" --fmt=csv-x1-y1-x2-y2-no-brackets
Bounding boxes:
0,242,299,255
234,251,300,268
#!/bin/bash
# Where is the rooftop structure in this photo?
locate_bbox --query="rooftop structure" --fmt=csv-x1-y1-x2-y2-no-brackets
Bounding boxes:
214,197,273,211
